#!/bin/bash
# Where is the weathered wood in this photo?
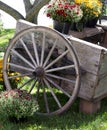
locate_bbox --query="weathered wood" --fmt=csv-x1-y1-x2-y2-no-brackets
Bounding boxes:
15,19,37,34
61,72,99,100
15,20,107,102
68,37,107,75
94,52,107,99
69,27,104,39
68,36,107,101
79,99,101,114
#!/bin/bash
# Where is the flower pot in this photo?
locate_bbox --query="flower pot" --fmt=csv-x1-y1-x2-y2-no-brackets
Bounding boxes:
53,20,71,34
86,18,98,28
70,22,84,32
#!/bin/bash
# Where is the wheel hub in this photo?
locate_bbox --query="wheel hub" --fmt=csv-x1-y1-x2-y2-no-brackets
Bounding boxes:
33,67,45,78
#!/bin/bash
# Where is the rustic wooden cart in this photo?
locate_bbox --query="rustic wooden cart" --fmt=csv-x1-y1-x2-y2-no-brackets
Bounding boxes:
2,20,107,116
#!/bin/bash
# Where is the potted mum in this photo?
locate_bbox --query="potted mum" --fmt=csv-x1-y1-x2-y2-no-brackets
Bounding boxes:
44,0,83,34
74,0,103,27
0,89,39,122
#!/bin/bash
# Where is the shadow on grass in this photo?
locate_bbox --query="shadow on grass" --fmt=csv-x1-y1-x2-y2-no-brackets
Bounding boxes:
1,92,107,129
17,98,107,130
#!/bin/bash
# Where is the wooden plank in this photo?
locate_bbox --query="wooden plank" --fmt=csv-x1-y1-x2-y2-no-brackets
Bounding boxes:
66,36,107,100
94,52,107,99
15,19,37,33
61,73,98,100
79,73,97,100
16,20,66,52
79,99,101,114
67,36,107,75
69,27,104,39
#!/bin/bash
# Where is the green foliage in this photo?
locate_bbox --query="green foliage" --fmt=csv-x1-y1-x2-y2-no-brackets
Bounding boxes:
0,89,39,120
0,98,107,129
0,29,15,52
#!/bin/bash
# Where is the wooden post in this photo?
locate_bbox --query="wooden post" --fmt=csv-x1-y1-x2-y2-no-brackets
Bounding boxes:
102,30,107,48
79,99,101,114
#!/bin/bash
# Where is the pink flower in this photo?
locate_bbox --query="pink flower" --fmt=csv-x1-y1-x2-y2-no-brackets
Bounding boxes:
47,5,52,8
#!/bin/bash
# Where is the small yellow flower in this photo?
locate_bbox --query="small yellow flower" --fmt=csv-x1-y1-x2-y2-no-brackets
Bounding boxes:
0,59,3,81
75,0,82,4
75,0,103,21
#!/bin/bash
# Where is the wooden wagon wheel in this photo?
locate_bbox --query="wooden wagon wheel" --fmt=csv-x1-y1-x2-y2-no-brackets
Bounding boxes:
3,26,81,116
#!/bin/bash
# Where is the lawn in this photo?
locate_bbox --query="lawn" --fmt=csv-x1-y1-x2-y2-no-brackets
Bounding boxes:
0,29,107,130
0,29,15,52
0,98,107,130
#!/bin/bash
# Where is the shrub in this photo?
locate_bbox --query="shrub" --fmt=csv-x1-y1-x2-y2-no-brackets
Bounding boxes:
0,89,39,120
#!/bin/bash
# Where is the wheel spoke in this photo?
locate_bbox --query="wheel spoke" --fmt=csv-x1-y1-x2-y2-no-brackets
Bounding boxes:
45,50,69,70
46,65,75,73
43,39,57,67
46,77,71,98
8,73,32,79
40,31,45,66
35,82,40,101
43,78,62,108
29,78,37,93
46,73,75,84
11,49,35,69
18,77,35,89
19,38,37,67
31,33,40,66
7,62,34,72
41,80,50,113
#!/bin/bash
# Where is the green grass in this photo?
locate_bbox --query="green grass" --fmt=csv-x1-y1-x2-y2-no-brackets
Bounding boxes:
1,29,107,130
0,98,107,130
0,29,15,52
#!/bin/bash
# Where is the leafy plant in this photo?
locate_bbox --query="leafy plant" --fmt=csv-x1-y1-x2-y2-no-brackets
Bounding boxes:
0,89,39,120
0,29,15,53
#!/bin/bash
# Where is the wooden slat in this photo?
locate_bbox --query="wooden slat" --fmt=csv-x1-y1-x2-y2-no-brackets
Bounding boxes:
68,36,107,75
15,19,37,34
69,27,104,38
61,73,98,100
94,52,107,99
